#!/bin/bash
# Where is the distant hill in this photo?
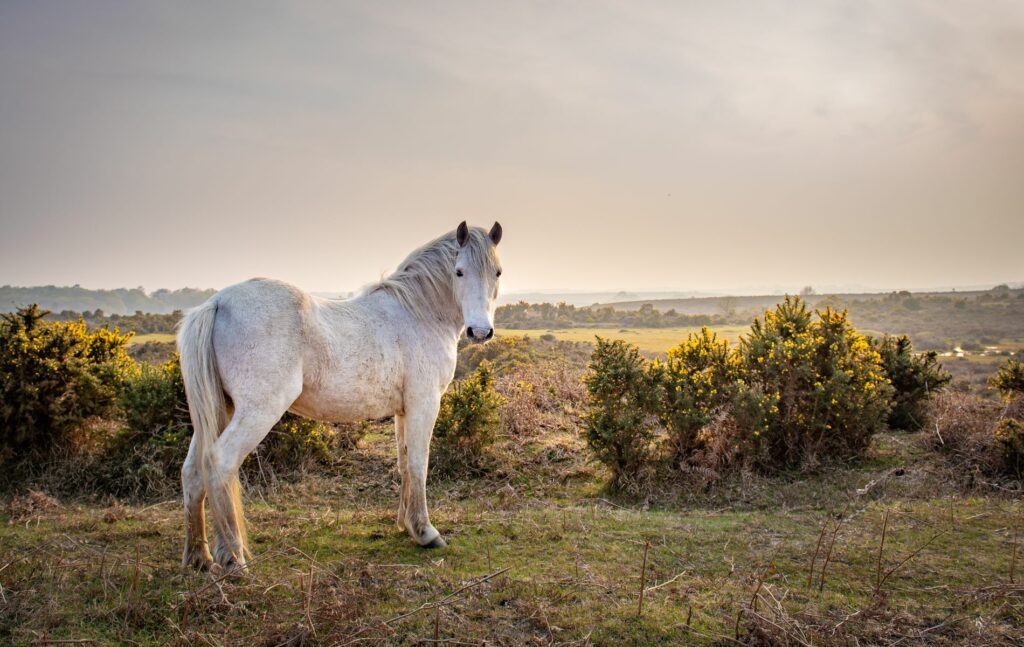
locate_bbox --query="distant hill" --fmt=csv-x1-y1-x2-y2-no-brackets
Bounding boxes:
0,285,216,315
498,290,710,307
600,288,1014,315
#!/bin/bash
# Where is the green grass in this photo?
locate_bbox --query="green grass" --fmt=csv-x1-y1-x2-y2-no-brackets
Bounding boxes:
2,429,1022,645
501,325,751,353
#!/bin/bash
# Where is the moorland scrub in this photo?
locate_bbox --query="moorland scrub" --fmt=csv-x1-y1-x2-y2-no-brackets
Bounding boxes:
2,298,1023,645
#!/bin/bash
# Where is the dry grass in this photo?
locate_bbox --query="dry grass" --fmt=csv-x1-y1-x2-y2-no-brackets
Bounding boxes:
920,392,1024,490
3,416,1024,645
495,362,586,438
127,333,177,346
500,326,750,354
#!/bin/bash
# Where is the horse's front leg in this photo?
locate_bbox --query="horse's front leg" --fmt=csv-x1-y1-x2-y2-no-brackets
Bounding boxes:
394,413,409,531
401,393,446,548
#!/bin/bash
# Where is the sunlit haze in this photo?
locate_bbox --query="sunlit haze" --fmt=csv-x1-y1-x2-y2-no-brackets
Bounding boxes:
2,1,1022,295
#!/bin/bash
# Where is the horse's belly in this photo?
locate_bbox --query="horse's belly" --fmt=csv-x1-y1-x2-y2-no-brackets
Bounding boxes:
289,376,400,423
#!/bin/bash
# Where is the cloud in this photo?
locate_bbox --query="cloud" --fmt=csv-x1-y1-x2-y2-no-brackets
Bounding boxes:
1,1,1022,292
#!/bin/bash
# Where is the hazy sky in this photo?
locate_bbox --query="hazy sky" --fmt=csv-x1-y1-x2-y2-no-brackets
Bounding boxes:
2,1,1022,294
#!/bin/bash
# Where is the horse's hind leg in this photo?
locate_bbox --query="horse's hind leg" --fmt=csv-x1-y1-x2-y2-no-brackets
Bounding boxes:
181,433,213,571
207,397,296,572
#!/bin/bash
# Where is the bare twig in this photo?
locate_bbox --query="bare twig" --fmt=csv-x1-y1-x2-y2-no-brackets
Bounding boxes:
644,568,687,594
177,548,286,612
818,509,847,593
807,516,830,588
1011,522,1019,585
874,509,890,595
749,562,772,613
304,552,318,639
595,498,629,511
385,566,511,625
876,529,949,592
637,540,650,617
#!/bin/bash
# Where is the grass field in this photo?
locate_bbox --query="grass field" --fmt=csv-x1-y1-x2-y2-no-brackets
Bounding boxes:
128,332,177,346
501,326,751,353
3,428,1022,645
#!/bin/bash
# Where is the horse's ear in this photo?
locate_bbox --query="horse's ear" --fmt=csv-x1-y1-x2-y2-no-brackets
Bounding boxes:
456,221,469,247
489,221,502,246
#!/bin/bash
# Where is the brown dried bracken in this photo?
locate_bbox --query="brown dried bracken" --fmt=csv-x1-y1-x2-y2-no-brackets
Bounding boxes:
6,490,60,523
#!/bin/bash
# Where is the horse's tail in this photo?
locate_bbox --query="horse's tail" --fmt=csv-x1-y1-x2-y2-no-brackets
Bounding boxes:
178,299,246,561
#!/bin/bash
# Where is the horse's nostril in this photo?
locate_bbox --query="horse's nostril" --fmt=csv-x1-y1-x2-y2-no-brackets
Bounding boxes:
485,329,494,340
466,326,474,338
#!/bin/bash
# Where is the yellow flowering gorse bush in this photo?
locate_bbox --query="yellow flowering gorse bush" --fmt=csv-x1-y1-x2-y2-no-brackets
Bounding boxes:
652,327,741,461
585,296,898,478
738,297,894,469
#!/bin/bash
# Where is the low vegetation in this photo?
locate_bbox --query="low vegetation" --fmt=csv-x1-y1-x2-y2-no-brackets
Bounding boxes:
873,334,951,430
2,297,1022,645
0,306,357,499
432,362,505,475
582,298,956,488
0,305,135,466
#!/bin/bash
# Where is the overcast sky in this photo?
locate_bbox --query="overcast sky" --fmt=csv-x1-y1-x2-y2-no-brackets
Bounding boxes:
1,1,1022,294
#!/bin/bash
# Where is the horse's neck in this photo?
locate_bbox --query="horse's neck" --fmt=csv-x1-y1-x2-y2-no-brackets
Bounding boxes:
371,287,463,345
417,293,464,344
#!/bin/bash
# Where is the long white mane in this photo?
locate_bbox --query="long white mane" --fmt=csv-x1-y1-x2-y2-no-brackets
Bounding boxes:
366,227,498,323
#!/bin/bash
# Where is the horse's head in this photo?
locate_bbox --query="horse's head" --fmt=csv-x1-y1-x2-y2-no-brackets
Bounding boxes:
454,221,502,342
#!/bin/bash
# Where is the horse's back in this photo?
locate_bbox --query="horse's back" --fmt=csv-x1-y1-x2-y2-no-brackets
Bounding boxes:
208,278,406,422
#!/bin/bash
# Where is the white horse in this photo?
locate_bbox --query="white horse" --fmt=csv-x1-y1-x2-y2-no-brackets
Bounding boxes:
177,222,503,571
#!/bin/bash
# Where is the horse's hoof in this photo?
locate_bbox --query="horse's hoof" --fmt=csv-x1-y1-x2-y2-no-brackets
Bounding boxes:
415,525,446,548
212,558,247,578
423,535,447,549
184,556,213,572
182,548,214,572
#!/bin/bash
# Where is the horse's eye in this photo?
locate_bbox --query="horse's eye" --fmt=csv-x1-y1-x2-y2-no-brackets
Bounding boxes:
496,269,502,278
455,269,464,277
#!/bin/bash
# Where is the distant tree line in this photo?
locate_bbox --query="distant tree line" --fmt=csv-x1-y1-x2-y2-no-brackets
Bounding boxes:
17,285,1023,353
495,301,744,329
48,309,184,335
46,300,749,335
0,285,215,315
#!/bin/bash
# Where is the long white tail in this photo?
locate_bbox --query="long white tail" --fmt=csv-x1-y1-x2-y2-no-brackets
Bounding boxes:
178,300,246,565
178,300,227,467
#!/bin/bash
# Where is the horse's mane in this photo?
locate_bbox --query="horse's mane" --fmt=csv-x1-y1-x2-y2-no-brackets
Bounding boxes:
366,226,498,323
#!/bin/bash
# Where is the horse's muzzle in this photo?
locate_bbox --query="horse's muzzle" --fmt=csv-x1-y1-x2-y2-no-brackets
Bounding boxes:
466,326,494,341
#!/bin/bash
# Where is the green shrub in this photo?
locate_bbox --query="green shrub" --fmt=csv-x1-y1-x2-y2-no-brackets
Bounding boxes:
119,354,188,433
0,305,134,466
584,338,659,490
455,334,590,379
253,414,339,477
995,417,1024,479
433,361,504,474
990,358,1024,400
101,356,344,499
872,335,950,431
740,297,893,470
98,356,192,497
652,327,740,463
